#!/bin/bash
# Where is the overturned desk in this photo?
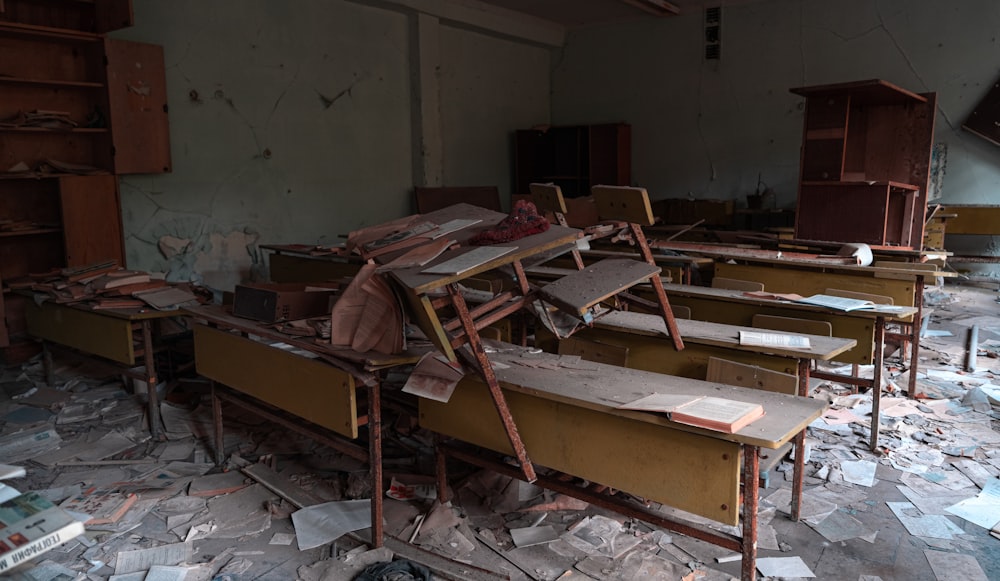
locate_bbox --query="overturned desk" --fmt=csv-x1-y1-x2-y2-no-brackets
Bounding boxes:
185,304,425,548
422,343,827,581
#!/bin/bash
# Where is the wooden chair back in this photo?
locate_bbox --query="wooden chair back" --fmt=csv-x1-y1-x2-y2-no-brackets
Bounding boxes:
712,277,765,292
752,314,832,337
825,288,894,305
591,185,656,226
529,183,568,215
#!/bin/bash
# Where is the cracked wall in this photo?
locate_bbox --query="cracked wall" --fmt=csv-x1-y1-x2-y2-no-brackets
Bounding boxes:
107,0,552,290
110,0,415,290
552,0,1000,266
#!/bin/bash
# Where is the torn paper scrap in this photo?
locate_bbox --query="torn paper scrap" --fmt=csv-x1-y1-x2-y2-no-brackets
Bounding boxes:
756,556,815,577
292,499,371,550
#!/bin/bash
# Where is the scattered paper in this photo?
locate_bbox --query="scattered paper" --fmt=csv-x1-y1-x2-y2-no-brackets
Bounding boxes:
292,499,372,550
115,542,191,575
756,556,815,577
887,502,964,539
841,460,877,487
923,549,989,581
946,478,1000,530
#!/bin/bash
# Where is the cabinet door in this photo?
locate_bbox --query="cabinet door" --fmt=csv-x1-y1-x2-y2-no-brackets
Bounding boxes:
105,38,172,174
95,0,134,33
60,175,125,267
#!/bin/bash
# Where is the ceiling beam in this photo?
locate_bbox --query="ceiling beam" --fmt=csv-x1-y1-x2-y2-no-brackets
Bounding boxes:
618,0,681,16
357,0,567,47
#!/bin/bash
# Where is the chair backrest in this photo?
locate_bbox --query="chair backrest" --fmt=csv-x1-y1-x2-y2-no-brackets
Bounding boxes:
706,356,798,395
414,186,502,214
671,304,692,319
711,277,765,292
591,185,656,226
529,183,568,214
752,314,832,337
825,288,894,305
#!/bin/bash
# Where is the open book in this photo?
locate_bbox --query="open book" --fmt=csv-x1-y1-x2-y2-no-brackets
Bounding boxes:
0,491,85,573
794,294,904,312
617,394,765,433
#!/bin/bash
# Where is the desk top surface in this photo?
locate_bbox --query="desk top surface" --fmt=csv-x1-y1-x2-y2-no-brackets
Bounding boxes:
32,296,183,321
484,342,826,448
184,305,427,379
652,242,954,280
594,310,857,360
387,204,580,294
661,283,920,321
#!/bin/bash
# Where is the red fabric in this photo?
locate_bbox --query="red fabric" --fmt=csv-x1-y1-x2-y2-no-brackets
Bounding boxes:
470,200,550,245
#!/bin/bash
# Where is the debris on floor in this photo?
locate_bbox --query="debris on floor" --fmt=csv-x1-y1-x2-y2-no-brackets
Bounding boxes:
0,285,998,580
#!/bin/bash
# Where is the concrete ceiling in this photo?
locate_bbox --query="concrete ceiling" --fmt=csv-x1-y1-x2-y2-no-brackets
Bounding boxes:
475,0,698,27
475,0,769,27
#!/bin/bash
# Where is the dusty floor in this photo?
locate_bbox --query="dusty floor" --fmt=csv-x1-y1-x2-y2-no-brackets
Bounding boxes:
1,283,1000,580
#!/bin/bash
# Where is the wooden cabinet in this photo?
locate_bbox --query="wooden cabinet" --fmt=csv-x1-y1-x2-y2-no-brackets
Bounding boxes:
0,0,133,33
790,80,936,248
514,123,630,197
0,1,169,352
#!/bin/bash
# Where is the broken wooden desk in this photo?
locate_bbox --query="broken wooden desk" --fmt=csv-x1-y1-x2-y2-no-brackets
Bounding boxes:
654,282,919,450
24,299,183,439
386,203,582,483
185,304,426,548
421,343,827,581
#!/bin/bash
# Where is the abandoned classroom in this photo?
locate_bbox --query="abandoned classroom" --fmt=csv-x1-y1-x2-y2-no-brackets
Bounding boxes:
3,1,1000,580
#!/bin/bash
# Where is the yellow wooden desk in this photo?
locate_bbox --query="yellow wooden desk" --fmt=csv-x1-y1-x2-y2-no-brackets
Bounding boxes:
652,283,917,451
24,299,183,439
186,304,428,548
422,343,827,581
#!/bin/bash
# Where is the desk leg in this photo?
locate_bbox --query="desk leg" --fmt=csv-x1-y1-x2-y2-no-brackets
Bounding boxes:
435,434,450,503
42,341,54,386
141,320,163,440
869,317,886,452
211,381,224,465
791,359,809,522
908,279,924,398
447,285,537,483
368,380,383,548
742,444,759,581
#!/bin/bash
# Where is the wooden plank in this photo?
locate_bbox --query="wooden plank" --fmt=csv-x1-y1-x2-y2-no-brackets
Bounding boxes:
591,185,656,226
538,258,659,317
421,377,743,525
706,357,798,395
104,38,171,174
59,175,125,268
25,301,135,364
193,324,359,438
242,463,322,508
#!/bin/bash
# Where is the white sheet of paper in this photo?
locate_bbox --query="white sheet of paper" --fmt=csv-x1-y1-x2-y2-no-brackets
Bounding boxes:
841,460,877,487
887,502,964,539
755,556,815,577
292,499,371,550
946,478,1000,529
